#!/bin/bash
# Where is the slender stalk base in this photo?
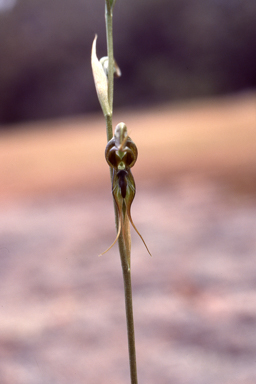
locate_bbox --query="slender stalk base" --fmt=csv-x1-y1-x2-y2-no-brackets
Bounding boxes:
104,2,138,383
121,265,138,384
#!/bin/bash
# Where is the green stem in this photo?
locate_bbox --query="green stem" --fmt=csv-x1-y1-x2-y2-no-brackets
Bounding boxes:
120,257,138,384
104,2,138,384
105,2,114,115
105,113,113,142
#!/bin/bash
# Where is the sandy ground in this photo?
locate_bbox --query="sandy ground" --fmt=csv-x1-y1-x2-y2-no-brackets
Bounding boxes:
0,93,256,384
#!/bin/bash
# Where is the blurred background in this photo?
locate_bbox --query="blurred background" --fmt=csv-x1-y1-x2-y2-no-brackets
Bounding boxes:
1,1,256,384
0,0,255,125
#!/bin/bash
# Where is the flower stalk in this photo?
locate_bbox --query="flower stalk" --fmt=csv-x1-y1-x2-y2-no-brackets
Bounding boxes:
105,1,114,119
104,4,138,381
91,1,150,383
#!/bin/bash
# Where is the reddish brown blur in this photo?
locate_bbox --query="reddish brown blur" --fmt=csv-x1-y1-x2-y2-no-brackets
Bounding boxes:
0,93,255,201
0,94,256,384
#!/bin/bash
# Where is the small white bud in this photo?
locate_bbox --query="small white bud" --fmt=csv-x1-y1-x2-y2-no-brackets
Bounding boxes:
100,56,122,78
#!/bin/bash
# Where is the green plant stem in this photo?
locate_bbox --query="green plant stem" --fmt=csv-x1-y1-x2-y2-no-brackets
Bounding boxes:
105,2,114,115
105,2,138,384
120,253,138,384
105,113,113,142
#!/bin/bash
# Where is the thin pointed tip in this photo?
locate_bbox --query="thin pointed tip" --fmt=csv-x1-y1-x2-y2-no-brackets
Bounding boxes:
126,209,152,257
98,215,122,257
145,245,152,257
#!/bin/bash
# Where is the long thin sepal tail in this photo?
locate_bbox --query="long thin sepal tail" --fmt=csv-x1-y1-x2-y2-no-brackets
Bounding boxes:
126,205,152,257
125,172,152,257
99,210,122,256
